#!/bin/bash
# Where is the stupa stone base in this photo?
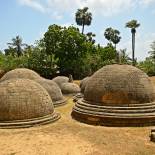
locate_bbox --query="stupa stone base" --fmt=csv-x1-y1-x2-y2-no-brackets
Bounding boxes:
73,93,84,102
0,112,60,129
72,99,155,127
53,98,67,107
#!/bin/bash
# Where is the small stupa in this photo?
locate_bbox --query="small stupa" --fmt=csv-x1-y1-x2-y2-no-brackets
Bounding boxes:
0,79,60,128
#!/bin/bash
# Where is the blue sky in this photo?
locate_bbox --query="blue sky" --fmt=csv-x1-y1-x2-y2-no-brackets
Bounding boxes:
0,0,155,60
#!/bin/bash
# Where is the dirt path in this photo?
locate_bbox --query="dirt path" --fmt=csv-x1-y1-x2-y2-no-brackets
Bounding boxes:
0,98,155,155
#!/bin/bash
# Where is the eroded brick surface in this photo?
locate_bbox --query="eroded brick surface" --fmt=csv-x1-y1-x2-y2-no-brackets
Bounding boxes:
84,64,155,105
0,79,54,121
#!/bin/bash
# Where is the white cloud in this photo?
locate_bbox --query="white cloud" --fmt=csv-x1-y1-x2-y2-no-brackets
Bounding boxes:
46,0,135,17
83,0,135,17
16,0,137,17
17,0,155,18
140,0,155,5
17,0,46,13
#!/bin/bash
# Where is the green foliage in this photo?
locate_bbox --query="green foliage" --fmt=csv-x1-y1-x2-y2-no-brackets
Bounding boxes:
4,46,17,57
149,41,155,62
86,32,96,44
44,25,91,78
0,55,28,72
79,45,116,77
26,46,57,78
43,24,117,79
138,58,155,76
119,49,131,64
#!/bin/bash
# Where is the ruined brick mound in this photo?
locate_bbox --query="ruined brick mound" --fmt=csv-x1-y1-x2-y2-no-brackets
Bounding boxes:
0,68,41,81
72,64,155,126
36,78,67,107
0,79,60,128
61,83,80,95
52,76,69,89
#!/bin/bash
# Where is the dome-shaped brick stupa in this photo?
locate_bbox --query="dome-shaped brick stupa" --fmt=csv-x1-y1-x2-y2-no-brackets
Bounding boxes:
0,68,67,107
0,79,60,128
36,78,67,107
52,76,69,89
80,76,90,94
73,76,90,102
61,82,80,96
0,68,41,81
72,64,155,126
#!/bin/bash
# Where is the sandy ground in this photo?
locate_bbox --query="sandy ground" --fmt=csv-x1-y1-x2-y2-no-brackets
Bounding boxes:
0,78,155,155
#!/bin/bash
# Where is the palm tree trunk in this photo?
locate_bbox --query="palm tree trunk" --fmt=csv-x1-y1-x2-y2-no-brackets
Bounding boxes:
132,32,135,66
17,45,21,57
82,23,85,34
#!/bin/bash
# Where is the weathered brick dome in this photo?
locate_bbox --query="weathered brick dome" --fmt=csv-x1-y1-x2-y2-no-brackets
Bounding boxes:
72,65,155,126
36,78,67,107
0,68,41,81
52,76,69,89
80,76,90,93
73,77,90,102
61,83,80,95
84,65,155,105
0,79,60,128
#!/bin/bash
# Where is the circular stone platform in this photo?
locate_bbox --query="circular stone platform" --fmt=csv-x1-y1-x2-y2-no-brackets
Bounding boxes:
72,64,155,126
36,78,67,107
0,79,60,128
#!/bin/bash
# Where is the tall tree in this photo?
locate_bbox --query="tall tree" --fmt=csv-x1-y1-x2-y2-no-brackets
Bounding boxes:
7,35,27,57
125,20,140,66
75,7,92,34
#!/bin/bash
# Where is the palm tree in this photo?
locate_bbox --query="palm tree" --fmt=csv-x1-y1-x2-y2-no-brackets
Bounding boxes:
125,20,140,66
104,28,121,49
111,29,121,50
75,7,92,34
7,35,27,57
104,27,114,44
